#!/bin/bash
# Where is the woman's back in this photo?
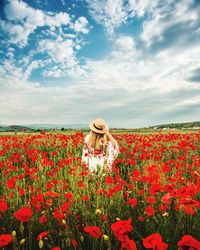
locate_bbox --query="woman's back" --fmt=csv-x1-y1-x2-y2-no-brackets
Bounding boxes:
81,133,119,172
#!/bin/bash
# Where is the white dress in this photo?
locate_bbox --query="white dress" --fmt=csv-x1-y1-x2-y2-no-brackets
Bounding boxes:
81,134,119,172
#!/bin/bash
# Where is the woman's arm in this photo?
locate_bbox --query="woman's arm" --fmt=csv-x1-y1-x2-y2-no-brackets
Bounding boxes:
103,126,119,171
102,125,118,148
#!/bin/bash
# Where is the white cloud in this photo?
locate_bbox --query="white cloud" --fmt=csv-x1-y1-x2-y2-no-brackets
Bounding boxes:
5,0,70,26
0,74,199,127
3,0,78,47
44,12,70,27
87,0,199,44
1,33,199,126
6,47,15,58
4,0,36,21
1,0,200,126
72,16,90,34
77,32,200,93
38,37,76,66
87,0,128,36
43,68,64,78
22,61,40,81
9,23,34,47
1,58,23,80
128,0,158,17
1,0,91,78
140,0,199,47
111,36,139,60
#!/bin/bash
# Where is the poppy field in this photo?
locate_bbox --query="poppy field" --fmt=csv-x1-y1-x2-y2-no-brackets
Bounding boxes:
0,131,200,250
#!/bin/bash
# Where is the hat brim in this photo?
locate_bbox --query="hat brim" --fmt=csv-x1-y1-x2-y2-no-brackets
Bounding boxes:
89,120,109,134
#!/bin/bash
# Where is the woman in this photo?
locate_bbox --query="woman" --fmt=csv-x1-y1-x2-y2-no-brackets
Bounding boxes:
81,118,119,173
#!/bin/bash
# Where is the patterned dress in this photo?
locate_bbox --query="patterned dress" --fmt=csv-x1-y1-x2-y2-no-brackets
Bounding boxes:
81,134,119,172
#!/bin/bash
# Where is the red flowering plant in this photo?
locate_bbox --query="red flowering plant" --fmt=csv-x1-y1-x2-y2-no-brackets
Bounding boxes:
0,234,13,248
13,206,32,222
0,199,8,214
0,131,200,249
37,231,49,240
120,235,137,250
84,226,102,239
177,235,200,250
111,218,133,242
143,233,168,250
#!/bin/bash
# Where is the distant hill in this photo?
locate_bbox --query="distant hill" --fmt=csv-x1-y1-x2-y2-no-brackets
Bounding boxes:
27,123,88,129
149,121,200,129
0,123,89,132
0,125,30,132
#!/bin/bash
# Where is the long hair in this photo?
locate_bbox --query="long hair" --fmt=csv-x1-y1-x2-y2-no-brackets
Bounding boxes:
88,130,108,150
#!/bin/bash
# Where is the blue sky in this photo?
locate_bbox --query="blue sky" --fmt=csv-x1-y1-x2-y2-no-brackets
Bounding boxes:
0,0,200,128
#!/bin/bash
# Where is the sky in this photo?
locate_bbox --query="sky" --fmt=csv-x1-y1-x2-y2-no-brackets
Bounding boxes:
0,0,200,128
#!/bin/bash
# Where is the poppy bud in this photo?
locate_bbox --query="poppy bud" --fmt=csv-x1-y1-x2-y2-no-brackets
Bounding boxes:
95,209,102,216
62,219,66,225
103,235,109,241
12,230,16,237
20,239,25,245
162,212,169,217
39,239,44,249
80,235,84,242
20,224,24,233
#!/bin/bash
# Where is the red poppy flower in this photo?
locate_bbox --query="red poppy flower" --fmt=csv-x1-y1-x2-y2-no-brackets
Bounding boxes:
111,218,133,242
0,234,13,248
161,193,172,205
84,226,102,239
71,238,78,249
138,216,144,222
182,206,196,215
77,180,85,188
126,198,138,208
105,175,114,184
39,215,47,224
14,206,32,222
64,192,74,199
120,235,137,250
53,208,65,221
6,177,16,189
101,215,109,221
146,196,156,204
0,199,8,213
61,200,73,212
145,206,155,217
149,184,163,195
177,235,200,249
82,195,89,201
96,189,106,195
37,231,49,240
44,190,60,197
143,233,168,250
79,171,88,177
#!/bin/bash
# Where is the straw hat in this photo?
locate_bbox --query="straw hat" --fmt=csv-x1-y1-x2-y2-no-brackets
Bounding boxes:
89,118,109,134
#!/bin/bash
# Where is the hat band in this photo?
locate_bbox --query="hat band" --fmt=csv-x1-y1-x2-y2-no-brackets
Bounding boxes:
93,123,103,131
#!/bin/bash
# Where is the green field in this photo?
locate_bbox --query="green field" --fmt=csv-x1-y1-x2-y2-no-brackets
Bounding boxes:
0,128,199,136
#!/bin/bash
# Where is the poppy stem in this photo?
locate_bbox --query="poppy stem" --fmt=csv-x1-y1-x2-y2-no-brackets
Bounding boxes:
133,228,143,240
